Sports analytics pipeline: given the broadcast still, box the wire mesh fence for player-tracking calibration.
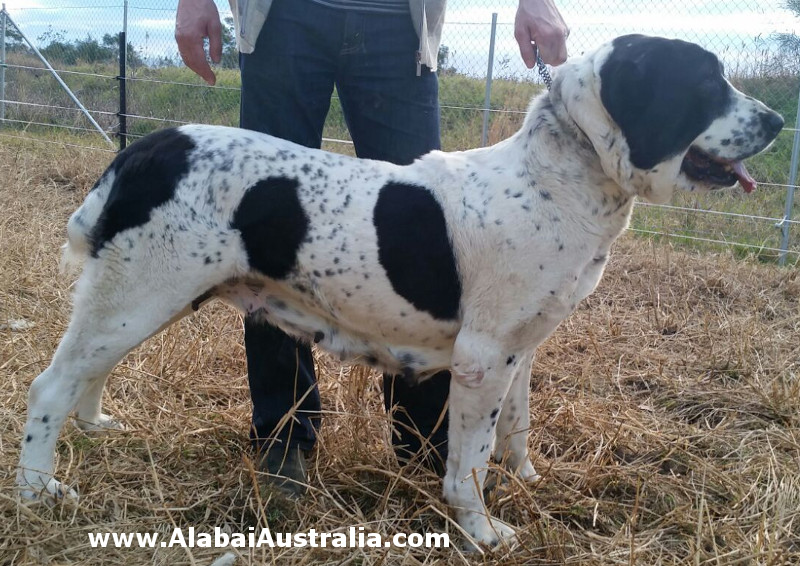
[1,0,798,262]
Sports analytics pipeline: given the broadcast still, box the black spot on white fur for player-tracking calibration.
[373,182,461,320]
[90,128,196,256]
[231,177,309,279]
[18,40,785,548]
[600,35,732,170]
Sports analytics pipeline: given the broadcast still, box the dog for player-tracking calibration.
[17,35,783,546]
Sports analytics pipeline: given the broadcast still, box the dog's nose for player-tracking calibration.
[761,111,785,138]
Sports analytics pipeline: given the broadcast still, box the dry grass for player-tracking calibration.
[1,135,799,565]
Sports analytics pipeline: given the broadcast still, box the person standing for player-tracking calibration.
[176,0,568,495]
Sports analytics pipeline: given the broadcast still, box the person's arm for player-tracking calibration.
[514,0,569,68]
[175,0,223,85]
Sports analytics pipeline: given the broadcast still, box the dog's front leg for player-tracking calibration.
[493,350,539,481]
[444,331,515,547]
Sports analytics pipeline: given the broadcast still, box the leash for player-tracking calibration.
[535,46,553,90]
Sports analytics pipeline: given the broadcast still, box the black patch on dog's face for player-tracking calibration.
[600,35,732,170]
[232,177,309,279]
[373,182,461,320]
[90,128,196,256]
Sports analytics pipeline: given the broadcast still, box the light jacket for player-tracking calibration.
[228,0,447,73]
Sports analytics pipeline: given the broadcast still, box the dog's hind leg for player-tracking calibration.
[72,303,194,433]
[492,350,540,482]
[17,267,206,501]
[18,337,135,499]
[73,376,126,433]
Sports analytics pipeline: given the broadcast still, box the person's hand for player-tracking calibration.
[175,0,223,85]
[514,0,569,68]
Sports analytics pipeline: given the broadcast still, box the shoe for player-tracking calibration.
[256,444,308,497]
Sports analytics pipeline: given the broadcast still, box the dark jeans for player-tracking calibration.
[239,0,450,473]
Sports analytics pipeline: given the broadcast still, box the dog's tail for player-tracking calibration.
[60,171,114,274]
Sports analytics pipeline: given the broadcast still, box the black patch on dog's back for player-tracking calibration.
[600,35,732,169]
[373,182,461,320]
[90,128,196,256]
[232,177,308,279]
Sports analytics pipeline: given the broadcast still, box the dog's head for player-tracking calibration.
[552,34,784,203]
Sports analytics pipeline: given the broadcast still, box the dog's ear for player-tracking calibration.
[599,39,675,171]
[599,36,728,172]
[600,58,651,124]
[599,56,661,169]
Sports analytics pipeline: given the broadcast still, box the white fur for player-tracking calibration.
[17,38,780,548]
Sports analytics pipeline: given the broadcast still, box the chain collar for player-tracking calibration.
[535,47,553,90]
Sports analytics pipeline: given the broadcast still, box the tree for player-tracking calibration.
[31,28,145,68]
[2,12,25,51]
[37,27,81,65]
[437,44,456,75]
[773,0,800,69]
[220,16,239,69]
[102,33,145,69]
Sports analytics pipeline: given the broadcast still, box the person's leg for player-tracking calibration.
[382,372,450,475]
[243,319,318,442]
[239,0,338,147]
[335,10,450,475]
[237,0,342,487]
[335,11,440,165]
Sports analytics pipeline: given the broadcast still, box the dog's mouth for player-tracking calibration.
[681,147,757,193]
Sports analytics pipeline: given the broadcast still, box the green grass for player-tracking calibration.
[2,52,798,262]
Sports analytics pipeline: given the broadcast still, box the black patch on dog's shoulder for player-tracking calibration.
[90,128,196,256]
[373,182,461,320]
[600,35,732,170]
[232,177,308,279]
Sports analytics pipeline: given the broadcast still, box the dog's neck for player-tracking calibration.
[513,89,633,220]
[541,91,594,150]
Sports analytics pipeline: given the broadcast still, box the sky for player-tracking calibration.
[4,0,799,77]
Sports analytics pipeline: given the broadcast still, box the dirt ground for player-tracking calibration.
[1,138,799,565]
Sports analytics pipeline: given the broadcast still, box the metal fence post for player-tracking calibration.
[117,1,128,151]
[1,3,6,124]
[118,31,127,151]
[481,12,497,147]
[779,83,800,266]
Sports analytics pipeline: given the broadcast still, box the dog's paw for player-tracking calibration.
[459,512,517,550]
[493,457,541,485]
[76,413,126,433]
[517,459,541,483]
[18,477,78,503]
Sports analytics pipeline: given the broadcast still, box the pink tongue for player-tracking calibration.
[732,161,756,193]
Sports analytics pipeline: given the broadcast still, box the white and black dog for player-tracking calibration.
[17,35,782,546]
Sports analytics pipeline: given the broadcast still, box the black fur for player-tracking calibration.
[232,177,309,279]
[90,128,196,256]
[600,35,732,170]
[373,182,461,321]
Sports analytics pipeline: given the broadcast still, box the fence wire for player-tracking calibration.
[1,0,798,262]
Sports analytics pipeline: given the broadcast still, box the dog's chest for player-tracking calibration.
[438,170,627,343]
